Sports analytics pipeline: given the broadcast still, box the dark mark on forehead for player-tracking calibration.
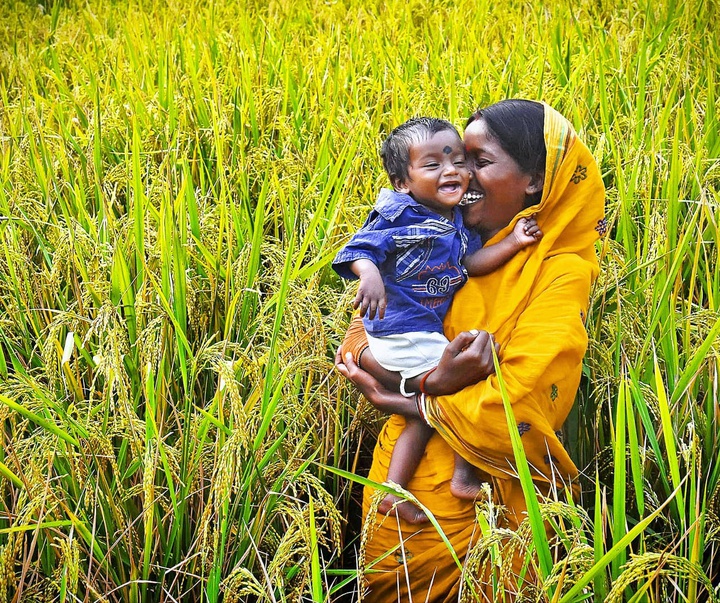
[443,145,453,154]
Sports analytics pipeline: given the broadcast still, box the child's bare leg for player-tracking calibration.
[450,454,483,500]
[378,418,434,524]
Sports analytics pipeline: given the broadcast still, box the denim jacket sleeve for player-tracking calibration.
[332,210,396,280]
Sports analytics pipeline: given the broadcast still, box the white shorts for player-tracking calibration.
[366,331,449,379]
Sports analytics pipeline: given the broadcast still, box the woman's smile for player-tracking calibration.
[459,189,484,205]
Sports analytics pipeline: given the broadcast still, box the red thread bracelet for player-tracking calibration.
[419,367,438,395]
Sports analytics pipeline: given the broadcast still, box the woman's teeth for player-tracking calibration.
[459,191,485,205]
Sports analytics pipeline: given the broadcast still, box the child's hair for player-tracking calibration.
[380,117,461,186]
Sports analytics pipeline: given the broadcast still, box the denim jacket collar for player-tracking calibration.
[374,188,425,222]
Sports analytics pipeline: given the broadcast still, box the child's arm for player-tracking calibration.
[463,216,543,276]
[350,259,387,319]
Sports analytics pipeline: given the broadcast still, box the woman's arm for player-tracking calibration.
[336,328,499,416]
[335,350,420,417]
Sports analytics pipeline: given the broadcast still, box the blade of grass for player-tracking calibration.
[491,347,553,582]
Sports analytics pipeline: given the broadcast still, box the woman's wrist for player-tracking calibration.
[419,367,439,395]
[405,366,444,396]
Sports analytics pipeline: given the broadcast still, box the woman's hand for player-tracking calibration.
[421,330,499,396]
[335,349,420,418]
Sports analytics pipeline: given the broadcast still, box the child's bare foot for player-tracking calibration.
[378,494,429,524]
[450,476,483,501]
[450,461,484,501]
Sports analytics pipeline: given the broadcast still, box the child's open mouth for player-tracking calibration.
[438,183,461,194]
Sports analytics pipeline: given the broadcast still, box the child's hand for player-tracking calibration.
[354,271,387,319]
[511,216,543,248]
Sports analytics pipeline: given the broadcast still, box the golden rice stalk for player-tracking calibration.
[52,535,80,596]
[222,567,270,602]
[605,552,719,602]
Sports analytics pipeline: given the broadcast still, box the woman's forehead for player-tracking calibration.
[464,121,499,154]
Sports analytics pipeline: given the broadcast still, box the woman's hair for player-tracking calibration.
[466,99,546,206]
[380,117,460,185]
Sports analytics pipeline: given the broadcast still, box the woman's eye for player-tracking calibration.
[474,159,489,168]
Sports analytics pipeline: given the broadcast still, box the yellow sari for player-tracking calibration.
[356,104,605,602]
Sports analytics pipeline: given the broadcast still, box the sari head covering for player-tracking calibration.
[358,102,605,602]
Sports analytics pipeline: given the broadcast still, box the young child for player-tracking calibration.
[333,117,542,524]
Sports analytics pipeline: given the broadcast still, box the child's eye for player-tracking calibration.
[454,159,466,166]
[424,163,440,168]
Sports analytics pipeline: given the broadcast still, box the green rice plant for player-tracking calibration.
[492,349,553,584]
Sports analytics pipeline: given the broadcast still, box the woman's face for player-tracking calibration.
[461,118,538,240]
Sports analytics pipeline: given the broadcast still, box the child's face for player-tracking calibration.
[396,130,470,217]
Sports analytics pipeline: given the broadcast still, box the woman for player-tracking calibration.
[336,100,605,601]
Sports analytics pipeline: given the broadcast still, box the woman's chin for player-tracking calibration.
[461,203,486,228]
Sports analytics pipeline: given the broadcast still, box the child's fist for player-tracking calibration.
[512,215,543,247]
[353,273,387,320]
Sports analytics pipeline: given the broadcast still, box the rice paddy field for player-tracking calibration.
[0,0,718,600]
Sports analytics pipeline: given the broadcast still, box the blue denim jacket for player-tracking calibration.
[333,189,482,337]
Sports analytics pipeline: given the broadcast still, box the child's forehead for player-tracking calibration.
[409,130,464,155]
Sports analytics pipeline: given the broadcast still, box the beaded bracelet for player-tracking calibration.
[418,366,438,395]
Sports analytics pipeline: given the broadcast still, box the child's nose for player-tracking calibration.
[443,161,458,174]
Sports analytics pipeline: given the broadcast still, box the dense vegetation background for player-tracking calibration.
[0,0,717,600]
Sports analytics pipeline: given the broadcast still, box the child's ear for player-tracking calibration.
[525,171,545,195]
[392,177,411,194]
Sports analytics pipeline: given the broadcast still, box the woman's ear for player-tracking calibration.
[525,171,545,195]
